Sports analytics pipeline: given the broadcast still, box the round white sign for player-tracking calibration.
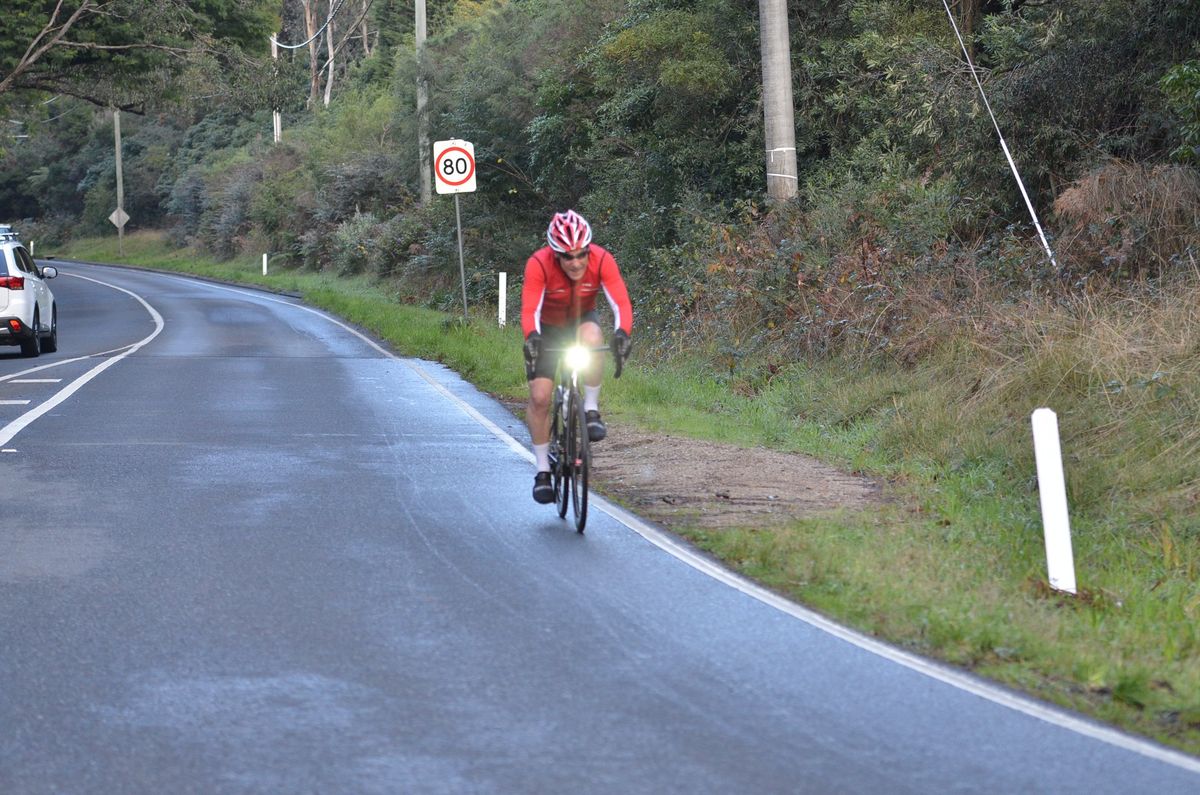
[433,139,477,194]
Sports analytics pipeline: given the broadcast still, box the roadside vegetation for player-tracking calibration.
[9,0,1200,756]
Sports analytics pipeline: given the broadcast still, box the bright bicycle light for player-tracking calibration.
[564,345,592,371]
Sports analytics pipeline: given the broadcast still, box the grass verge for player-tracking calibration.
[55,231,1200,756]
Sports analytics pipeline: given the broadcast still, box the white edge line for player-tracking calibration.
[148,271,1200,775]
[0,343,138,384]
[0,273,164,447]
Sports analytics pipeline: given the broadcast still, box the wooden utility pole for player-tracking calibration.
[758,0,797,200]
[416,0,431,204]
[271,34,282,142]
[114,109,125,254]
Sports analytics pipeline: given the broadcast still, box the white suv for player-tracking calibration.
[0,236,58,357]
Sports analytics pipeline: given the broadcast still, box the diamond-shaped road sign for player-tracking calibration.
[109,207,130,229]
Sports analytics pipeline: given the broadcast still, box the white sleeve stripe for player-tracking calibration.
[601,284,620,331]
[534,291,545,333]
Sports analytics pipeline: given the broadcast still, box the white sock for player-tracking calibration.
[533,442,550,472]
[584,385,600,413]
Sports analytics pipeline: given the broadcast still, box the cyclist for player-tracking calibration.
[522,210,633,504]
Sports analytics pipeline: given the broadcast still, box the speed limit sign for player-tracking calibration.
[433,139,476,194]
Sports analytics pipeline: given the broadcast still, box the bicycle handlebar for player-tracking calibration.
[540,343,625,378]
[540,345,613,352]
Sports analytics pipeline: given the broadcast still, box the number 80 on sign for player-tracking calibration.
[433,139,476,194]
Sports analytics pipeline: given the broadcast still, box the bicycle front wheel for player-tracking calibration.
[550,388,569,518]
[568,392,590,533]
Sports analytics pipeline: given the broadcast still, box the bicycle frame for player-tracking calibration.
[544,344,610,533]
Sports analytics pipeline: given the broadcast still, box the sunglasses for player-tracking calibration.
[558,247,590,262]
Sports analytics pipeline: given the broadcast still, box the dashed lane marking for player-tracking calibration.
[0,273,163,447]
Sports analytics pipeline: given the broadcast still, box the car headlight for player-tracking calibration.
[564,345,592,372]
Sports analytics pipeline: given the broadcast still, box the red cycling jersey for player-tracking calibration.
[521,244,633,337]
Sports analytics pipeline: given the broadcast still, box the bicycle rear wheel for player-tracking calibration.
[550,387,569,517]
[568,392,590,533]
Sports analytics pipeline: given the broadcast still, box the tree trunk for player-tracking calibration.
[302,0,320,108]
[323,8,335,107]
[360,0,371,57]
[759,0,797,201]
[416,0,431,204]
[952,0,980,47]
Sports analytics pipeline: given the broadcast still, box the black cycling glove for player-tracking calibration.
[612,329,632,378]
[523,331,542,373]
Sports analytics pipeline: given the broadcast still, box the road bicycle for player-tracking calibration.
[544,343,621,533]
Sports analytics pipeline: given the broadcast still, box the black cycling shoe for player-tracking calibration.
[585,410,607,442]
[532,472,555,504]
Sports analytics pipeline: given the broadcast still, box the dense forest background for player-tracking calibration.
[2,0,1199,362]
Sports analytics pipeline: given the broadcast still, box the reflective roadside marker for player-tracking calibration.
[499,272,507,327]
[1031,408,1077,594]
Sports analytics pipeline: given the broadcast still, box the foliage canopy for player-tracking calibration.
[0,0,278,109]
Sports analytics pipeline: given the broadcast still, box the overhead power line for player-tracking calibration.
[271,0,351,50]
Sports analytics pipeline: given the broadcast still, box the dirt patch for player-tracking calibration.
[591,425,885,529]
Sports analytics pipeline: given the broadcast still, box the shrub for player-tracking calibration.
[247,144,313,257]
[330,212,379,275]
[1053,161,1200,279]
[198,160,262,260]
[1162,61,1200,164]
[164,165,208,246]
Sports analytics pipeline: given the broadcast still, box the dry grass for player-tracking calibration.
[1054,160,1200,277]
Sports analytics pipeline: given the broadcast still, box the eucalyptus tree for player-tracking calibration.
[0,0,277,110]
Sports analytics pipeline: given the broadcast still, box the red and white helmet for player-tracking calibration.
[546,210,592,253]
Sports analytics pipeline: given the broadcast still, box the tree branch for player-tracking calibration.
[58,40,193,56]
[0,1,104,96]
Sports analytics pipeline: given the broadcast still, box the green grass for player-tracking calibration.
[55,231,1200,756]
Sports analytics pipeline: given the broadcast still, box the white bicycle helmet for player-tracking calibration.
[546,210,593,253]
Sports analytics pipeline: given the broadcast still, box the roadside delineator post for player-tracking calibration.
[263,253,268,276]
[1031,408,1077,594]
[498,272,507,327]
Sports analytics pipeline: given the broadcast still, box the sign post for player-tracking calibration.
[111,109,127,256]
[433,139,477,321]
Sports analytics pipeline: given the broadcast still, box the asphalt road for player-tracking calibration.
[1,262,1198,793]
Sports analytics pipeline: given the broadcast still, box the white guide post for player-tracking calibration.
[1031,408,1077,594]
[498,272,507,327]
[263,253,268,276]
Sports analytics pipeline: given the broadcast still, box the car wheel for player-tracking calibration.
[20,310,41,357]
[42,306,58,353]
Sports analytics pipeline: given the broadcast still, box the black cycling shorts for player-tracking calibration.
[527,311,601,381]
